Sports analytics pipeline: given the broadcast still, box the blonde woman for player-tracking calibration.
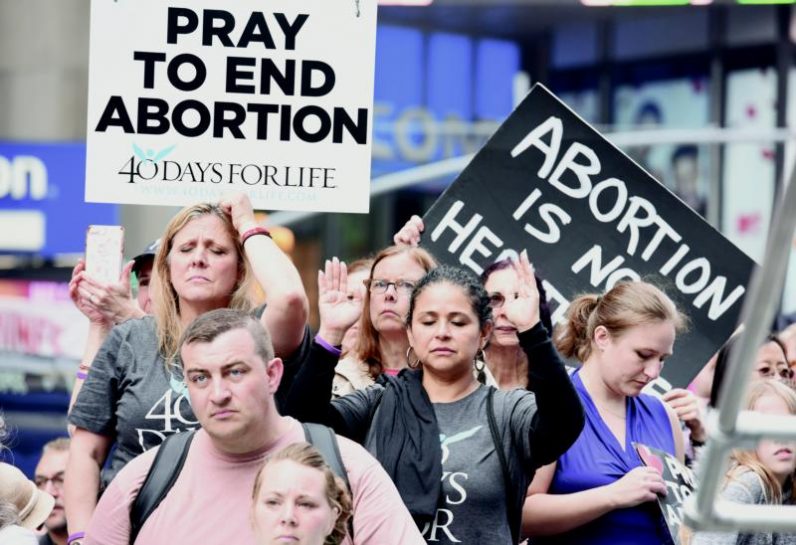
[251,443,352,545]
[65,193,310,544]
[692,379,796,545]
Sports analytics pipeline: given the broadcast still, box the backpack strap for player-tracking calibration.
[302,422,351,492]
[302,422,354,538]
[129,430,195,545]
[486,387,519,544]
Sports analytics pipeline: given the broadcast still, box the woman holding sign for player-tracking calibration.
[523,281,686,545]
[65,192,311,543]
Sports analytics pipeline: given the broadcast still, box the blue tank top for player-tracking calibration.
[537,369,676,545]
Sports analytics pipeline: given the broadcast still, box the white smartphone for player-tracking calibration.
[85,225,125,284]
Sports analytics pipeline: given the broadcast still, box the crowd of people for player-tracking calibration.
[2,193,796,545]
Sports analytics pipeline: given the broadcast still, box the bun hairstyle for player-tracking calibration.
[555,281,686,362]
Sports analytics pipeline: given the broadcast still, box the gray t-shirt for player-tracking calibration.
[69,317,197,487]
[423,386,537,545]
[692,470,796,545]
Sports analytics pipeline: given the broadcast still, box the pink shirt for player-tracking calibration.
[86,418,424,545]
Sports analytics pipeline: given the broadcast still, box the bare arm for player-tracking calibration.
[68,260,141,416]
[663,398,686,463]
[64,428,113,538]
[220,193,309,358]
[522,461,667,537]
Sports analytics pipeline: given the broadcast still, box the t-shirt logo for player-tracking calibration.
[439,426,481,464]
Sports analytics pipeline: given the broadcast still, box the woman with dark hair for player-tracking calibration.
[480,258,554,389]
[290,255,583,544]
[710,331,792,409]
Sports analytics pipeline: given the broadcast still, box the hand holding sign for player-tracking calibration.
[607,466,667,509]
[394,215,425,247]
[501,251,541,333]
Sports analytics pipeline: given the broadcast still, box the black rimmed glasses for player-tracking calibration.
[368,279,416,294]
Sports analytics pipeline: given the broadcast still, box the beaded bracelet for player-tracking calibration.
[67,531,85,544]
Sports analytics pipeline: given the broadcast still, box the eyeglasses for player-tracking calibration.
[368,279,416,294]
[35,473,65,490]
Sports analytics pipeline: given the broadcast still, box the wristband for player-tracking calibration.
[76,371,88,380]
[67,532,85,544]
[240,226,271,246]
[315,335,342,357]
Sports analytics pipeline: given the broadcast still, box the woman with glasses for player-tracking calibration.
[330,246,436,397]
[710,332,793,409]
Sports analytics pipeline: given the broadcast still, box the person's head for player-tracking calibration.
[780,323,796,371]
[356,246,436,375]
[710,332,792,409]
[729,379,796,502]
[556,281,686,397]
[481,258,553,348]
[152,203,254,360]
[0,462,54,531]
[132,239,160,314]
[340,257,374,357]
[180,309,281,454]
[34,438,69,536]
[251,443,351,545]
[406,265,493,381]
[671,145,699,190]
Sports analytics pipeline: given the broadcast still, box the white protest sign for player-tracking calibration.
[85,0,377,213]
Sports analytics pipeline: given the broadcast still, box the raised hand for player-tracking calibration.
[219,191,257,234]
[607,466,667,509]
[317,257,364,346]
[393,215,424,247]
[500,250,540,333]
[70,259,142,326]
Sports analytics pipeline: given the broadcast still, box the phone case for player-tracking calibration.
[85,225,125,284]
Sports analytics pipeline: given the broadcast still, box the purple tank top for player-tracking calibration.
[536,369,675,545]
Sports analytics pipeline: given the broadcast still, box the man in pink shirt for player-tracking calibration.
[84,309,424,545]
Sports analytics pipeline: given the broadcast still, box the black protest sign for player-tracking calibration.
[635,442,697,545]
[420,83,755,388]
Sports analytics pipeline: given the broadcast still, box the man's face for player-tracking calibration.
[34,449,68,533]
[182,328,283,454]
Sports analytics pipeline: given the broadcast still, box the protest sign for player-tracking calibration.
[85,0,377,213]
[420,83,756,388]
[635,442,696,545]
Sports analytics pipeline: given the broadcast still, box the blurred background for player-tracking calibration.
[2,0,796,475]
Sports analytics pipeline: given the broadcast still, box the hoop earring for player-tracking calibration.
[406,346,421,369]
[474,349,487,384]
[474,349,486,372]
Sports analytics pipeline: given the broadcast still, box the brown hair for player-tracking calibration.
[179,308,274,364]
[555,281,686,362]
[150,202,255,362]
[355,245,436,377]
[252,442,352,545]
[726,379,796,504]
